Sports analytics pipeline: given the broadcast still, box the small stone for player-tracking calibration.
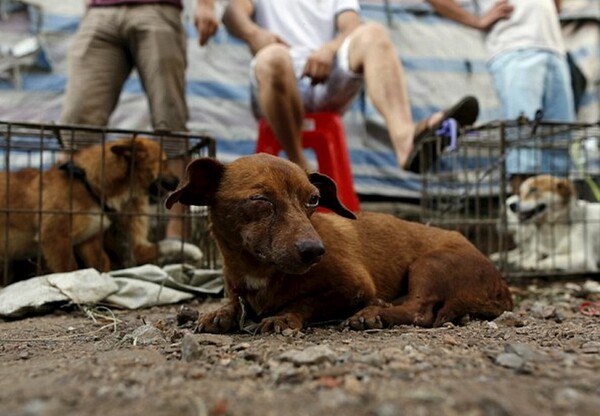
[19,351,30,360]
[181,333,202,362]
[279,344,338,365]
[233,342,251,351]
[505,343,537,361]
[581,341,600,354]
[531,303,556,319]
[582,280,600,294]
[494,311,526,327]
[495,352,524,369]
[486,321,498,330]
[125,324,166,346]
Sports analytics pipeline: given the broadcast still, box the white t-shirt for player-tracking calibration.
[252,0,360,67]
[478,0,565,59]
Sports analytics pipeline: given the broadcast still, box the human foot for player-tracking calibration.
[403,96,479,173]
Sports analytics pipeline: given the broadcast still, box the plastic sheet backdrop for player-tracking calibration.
[0,0,598,199]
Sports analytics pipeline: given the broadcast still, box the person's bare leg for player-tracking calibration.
[255,44,308,169]
[347,22,443,168]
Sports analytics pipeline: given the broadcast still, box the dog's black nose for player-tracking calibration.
[509,201,519,213]
[295,239,325,265]
[149,176,180,198]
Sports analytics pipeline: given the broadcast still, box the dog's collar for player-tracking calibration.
[59,161,116,214]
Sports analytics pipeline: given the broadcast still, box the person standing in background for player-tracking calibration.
[426,0,575,191]
[61,0,219,239]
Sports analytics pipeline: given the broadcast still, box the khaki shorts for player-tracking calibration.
[250,35,363,118]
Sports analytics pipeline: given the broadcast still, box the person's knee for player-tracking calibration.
[348,22,395,71]
[352,22,393,51]
[254,44,294,87]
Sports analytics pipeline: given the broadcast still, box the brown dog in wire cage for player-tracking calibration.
[166,153,513,333]
[0,137,202,277]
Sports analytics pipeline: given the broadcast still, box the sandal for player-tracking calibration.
[404,95,479,173]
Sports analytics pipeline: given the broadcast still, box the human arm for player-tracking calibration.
[222,0,288,55]
[195,0,218,46]
[426,0,513,31]
[302,9,361,85]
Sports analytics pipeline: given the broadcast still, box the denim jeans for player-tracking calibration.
[489,49,575,176]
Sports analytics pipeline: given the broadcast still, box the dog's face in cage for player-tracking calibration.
[511,175,575,225]
[112,138,180,200]
[498,174,600,273]
[0,136,182,278]
[85,138,180,201]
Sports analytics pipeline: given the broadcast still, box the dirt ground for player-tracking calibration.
[1,279,599,416]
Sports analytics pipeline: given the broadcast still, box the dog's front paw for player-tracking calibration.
[197,307,238,334]
[344,306,385,330]
[258,313,303,334]
[158,239,203,266]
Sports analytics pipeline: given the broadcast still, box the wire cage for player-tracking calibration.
[0,121,218,286]
[418,119,600,281]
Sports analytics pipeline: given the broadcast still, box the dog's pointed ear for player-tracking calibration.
[556,177,576,204]
[308,172,357,219]
[165,158,224,209]
[111,139,142,159]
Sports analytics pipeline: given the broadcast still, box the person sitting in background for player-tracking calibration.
[426,0,575,192]
[222,0,479,173]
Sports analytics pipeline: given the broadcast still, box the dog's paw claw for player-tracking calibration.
[258,313,303,334]
[345,306,385,330]
[196,308,237,333]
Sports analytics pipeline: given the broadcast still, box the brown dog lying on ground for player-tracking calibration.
[166,154,513,332]
[0,137,202,275]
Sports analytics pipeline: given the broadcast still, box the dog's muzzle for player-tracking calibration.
[515,202,547,222]
[149,175,180,201]
[295,238,325,266]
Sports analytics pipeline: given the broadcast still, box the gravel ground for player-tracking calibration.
[1,279,599,416]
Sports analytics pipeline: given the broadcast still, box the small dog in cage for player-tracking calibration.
[490,194,538,268]
[0,137,202,275]
[499,175,600,271]
[165,154,513,333]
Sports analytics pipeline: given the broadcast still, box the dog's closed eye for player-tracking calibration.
[250,195,273,207]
